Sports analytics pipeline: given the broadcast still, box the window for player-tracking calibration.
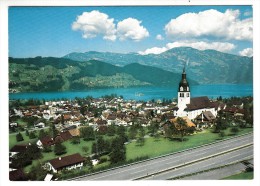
[180,93,184,97]
[180,86,183,91]
[187,93,189,97]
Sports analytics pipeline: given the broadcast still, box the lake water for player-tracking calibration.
[9,84,253,101]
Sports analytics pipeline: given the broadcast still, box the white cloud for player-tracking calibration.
[117,18,149,42]
[165,9,253,41]
[72,12,149,42]
[156,34,164,40]
[72,10,116,41]
[138,47,167,55]
[138,40,236,55]
[239,48,253,57]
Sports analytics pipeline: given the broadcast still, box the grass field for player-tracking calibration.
[12,127,253,173]
[126,127,253,160]
[223,171,253,180]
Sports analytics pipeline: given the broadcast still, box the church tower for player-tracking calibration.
[177,67,190,110]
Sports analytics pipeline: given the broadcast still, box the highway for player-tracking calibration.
[71,133,253,181]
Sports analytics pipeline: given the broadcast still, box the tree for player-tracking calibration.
[25,129,29,136]
[173,117,188,142]
[92,136,110,155]
[28,162,47,180]
[11,152,32,168]
[164,122,175,138]
[43,146,52,153]
[107,124,116,136]
[148,121,159,135]
[54,143,67,155]
[71,136,81,144]
[80,127,95,141]
[128,125,138,140]
[16,132,24,142]
[84,156,93,170]
[50,123,59,138]
[136,126,145,146]
[39,129,48,139]
[27,144,42,160]
[29,131,37,139]
[109,137,126,164]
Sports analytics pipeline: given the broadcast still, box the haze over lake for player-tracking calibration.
[9,84,253,101]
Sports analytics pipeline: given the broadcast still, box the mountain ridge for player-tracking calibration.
[9,57,197,93]
[63,47,253,84]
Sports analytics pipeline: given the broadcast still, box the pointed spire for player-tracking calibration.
[183,65,186,74]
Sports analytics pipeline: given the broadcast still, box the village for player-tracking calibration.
[9,92,253,181]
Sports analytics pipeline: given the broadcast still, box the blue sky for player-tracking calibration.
[9,6,253,58]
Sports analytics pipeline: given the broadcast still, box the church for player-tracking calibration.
[173,68,218,121]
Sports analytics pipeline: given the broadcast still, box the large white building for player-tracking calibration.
[173,68,218,120]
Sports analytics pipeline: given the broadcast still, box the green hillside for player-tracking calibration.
[64,47,253,84]
[9,57,193,93]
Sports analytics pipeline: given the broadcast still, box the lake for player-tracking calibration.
[9,84,253,101]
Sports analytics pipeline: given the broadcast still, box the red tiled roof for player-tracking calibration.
[40,136,54,146]
[49,153,85,170]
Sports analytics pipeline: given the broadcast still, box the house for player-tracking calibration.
[9,169,28,181]
[54,131,73,143]
[37,136,54,149]
[68,128,80,137]
[34,122,45,128]
[46,153,85,173]
[10,144,30,157]
[170,116,196,128]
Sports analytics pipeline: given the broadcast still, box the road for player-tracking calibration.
[179,159,253,180]
[71,133,253,181]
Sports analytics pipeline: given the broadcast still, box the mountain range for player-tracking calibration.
[9,47,253,93]
[9,57,197,93]
[64,47,253,84]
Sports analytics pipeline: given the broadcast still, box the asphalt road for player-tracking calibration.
[180,159,253,180]
[71,133,253,181]
[144,145,253,180]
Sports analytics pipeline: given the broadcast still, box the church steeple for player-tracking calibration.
[177,66,190,110]
[179,66,189,92]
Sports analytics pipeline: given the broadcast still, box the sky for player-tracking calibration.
[9,6,253,58]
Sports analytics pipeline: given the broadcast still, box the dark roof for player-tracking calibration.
[223,107,245,114]
[60,131,73,141]
[96,119,107,125]
[9,169,28,181]
[62,125,77,132]
[40,136,54,146]
[49,153,85,170]
[107,114,117,120]
[186,96,214,111]
[203,111,216,121]
[10,144,28,153]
